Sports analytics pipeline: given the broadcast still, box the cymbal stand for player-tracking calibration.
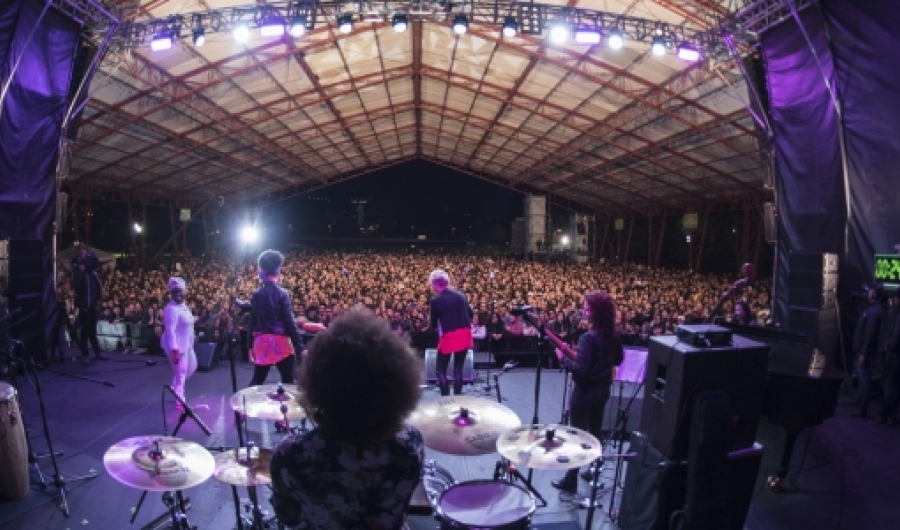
[521,313,549,485]
[225,333,248,530]
[161,489,195,530]
[492,459,548,508]
[600,375,645,521]
[11,344,98,517]
[560,369,572,425]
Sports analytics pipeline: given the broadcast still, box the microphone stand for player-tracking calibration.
[8,343,98,517]
[520,312,548,486]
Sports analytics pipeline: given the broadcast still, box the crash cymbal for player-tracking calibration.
[406,395,521,456]
[103,435,215,491]
[496,424,602,471]
[231,384,307,421]
[213,447,273,487]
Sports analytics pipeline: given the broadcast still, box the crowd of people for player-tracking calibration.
[57,249,772,357]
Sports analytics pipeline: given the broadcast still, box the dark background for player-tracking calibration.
[70,159,773,277]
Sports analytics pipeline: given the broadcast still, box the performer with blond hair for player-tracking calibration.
[428,269,473,396]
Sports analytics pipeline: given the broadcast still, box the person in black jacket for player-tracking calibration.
[852,285,883,418]
[71,245,108,364]
[877,301,900,426]
[552,290,623,492]
[428,269,473,396]
[247,250,305,387]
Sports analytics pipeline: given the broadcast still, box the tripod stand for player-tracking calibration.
[6,342,98,516]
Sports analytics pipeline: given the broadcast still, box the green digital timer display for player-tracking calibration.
[875,254,900,284]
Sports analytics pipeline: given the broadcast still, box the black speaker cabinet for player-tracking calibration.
[7,239,44,297]
[423,349,475,384]
[639,334,769,460]
[618,432,763,530]
[9,293,47,362]
[195,342,220,372]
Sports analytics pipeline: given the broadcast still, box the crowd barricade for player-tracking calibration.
[94,321,153,350]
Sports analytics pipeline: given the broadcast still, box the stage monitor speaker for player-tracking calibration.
[618,432,762,530]
[788,306,839,366]
[195,342,220,372]
[423,349,475,384]
[639,334,769,460]
[682,390,732,530]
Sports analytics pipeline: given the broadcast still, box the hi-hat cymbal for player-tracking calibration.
[406,395,521,456]
[231,384,307,421]
[496,424,602,471]
[213,447,273,487]
[103,435,215,491]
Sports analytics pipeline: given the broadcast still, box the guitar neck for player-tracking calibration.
[545,327,577,361]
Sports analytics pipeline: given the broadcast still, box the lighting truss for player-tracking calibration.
[720,0,818,45]
[50,0,117,27]
[102,1,723,57]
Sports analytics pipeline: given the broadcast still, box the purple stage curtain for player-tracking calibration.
[1,0,81,357]
[761,0,900,332]
[760,6,843,326]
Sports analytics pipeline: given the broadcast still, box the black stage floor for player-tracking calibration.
[1,348,898,530]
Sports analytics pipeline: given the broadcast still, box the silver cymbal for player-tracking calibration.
[407,395,521,456]
[103,435,215,491]
[496,424,603,470]
[213,447,273,487]
[231,384,307,421]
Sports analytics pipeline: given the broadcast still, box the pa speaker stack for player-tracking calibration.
[7,240,48,362]
[619,330,769,530]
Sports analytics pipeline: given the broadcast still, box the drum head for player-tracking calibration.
[438,479,535,527]
[0,382,15,401]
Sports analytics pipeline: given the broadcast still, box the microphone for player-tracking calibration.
[502,360,518,373]
[509,305,533,316]
[164,385,212,436]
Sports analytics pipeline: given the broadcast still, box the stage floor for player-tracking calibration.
[1,349,898,530]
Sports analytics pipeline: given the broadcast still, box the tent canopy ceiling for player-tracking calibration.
[70,0,768,215]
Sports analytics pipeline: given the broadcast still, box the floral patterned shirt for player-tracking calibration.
[270,425,425,529]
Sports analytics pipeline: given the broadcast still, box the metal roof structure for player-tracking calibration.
[69,0,775,215]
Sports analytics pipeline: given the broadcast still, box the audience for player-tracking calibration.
[56,251,772,351]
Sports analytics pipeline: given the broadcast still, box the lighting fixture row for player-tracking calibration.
[149,13,701,62]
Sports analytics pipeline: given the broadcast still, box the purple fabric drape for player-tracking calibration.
[1,0,80,358]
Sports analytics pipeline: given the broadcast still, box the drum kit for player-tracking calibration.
[105,383,308,530]
[102,385,604,530]
[406,394,607,530]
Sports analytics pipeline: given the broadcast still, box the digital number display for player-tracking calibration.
[875,254,900,284]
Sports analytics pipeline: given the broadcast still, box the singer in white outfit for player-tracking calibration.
[163,277,197,402]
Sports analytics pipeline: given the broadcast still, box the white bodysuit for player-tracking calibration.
[163,301,197,400]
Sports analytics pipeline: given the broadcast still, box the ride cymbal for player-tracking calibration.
[103,435,215,491]
[213,447,273,487]
[406,395,521,456]
[497,424,602,470]
[231,384,307,421]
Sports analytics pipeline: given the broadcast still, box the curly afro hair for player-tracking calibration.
[298,309,422,444]
[584,290,617,339]
[257,249,284,275]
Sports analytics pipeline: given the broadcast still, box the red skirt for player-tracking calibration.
[250,334,294,366]
[438,327,473,354]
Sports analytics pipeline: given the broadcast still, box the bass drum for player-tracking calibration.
[436,479,535,529]
[408,460,455,515]
[0,382,29,500]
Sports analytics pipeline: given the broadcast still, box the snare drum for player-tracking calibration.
[0,382,29,500]
[436,479,535,529]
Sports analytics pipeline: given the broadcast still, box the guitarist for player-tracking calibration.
[428,268,473,396]
[551,290,624,492]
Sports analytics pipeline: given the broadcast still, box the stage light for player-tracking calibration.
[192,28,205,47]
[150,30,173,51]
[651,35,666,56]
[241,226,259,244]
[338,13,354,34]
[574,28,601,45]
[392,13,408,33]
[133,222,142,234]
[502,16,517,38]
[676,42,701,62]
[561,235,570,245]
[260,17,285,37]
[607,28,623,49]
[453,14,468,35]
[233,22,250,42]
[290,15,307,37]
[549,22,569,45]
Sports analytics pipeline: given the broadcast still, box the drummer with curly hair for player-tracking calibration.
[269,310,425,529]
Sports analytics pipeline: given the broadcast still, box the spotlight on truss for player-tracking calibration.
[290,15,307,37]
[453,14,468,35]
[392,13,408,33]
[607,28,623,50]
[338,13,354,34]
[502,16,517,38]
[651,35,666,57]
[676,42,701,61]
[150,30,173,51]
[233,22,250,43]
